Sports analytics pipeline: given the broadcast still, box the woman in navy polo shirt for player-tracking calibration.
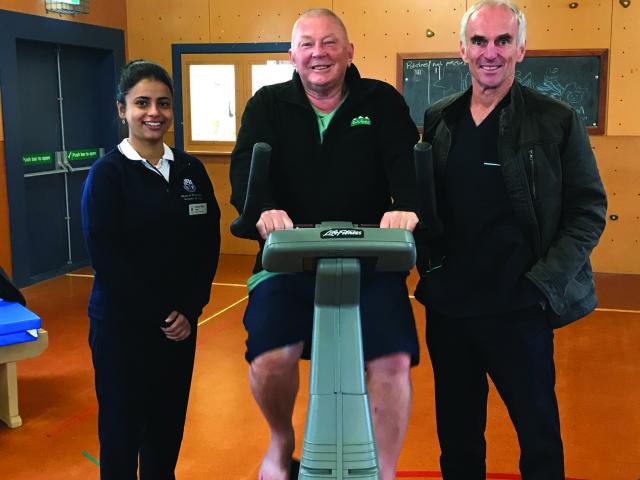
[81,60,220,479]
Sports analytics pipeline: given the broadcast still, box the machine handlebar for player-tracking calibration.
[230,142,272,240]
[231,142,443,240]
[413,142,443,238]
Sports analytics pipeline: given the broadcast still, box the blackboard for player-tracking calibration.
[397,50,608,135]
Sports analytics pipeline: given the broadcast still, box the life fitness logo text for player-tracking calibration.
[320,229,364,239]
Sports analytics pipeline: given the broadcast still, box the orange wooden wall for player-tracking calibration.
[0,1,127,277]
[1,1,637,274]
[0,0,126,29]
[124,0,640,274]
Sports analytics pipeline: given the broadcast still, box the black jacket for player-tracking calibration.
[416,82,607,327]
[230,65,419,271]
[81,148,220,329]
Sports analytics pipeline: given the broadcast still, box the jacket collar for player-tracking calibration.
[502,81,525,139]
[441,87,472,126]
[441,80,525,135]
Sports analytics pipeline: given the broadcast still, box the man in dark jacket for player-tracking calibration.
[415,1,607,479]
[230,8,420,480]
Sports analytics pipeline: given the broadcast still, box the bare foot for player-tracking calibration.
[258,430,295,480]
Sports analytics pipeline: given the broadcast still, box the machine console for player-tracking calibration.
[262,221,416,273]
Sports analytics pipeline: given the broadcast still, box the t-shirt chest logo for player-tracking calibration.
[183,178,197,193]
[350,115,372,127]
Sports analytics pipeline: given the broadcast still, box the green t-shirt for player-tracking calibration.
[313,93,348,142]
[246,95,348,292]
[315,108,338,142]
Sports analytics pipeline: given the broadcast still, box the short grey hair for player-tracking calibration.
[460,0,527,47]
[291,8,350,48]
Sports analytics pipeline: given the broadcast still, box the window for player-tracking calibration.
[189,64,237,142]
[251,62,296,95]
[180,51,293,155]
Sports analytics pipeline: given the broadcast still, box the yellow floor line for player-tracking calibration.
[408,296,639,314]
[65,273,246,288]
[198,296,248,326]
[595,307,640,314]
[64,274,640,315]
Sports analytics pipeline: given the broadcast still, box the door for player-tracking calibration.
[17,40,118,281]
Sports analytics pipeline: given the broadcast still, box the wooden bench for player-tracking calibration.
[0,329,49,428]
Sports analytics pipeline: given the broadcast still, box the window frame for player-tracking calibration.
[172,43,291,156]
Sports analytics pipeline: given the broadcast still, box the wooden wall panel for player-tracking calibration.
[336,0,465,84]
[590,136,640,274]
[125,0,210,74]
[608,0,640,136]
[122,0,640,273]
[201,157,257,255]
[0,0,127,29]
[210,0,330,43]
[516,1,610,50]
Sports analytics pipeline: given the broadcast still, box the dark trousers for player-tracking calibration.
[90,318,197,480]
[425,305,564,480]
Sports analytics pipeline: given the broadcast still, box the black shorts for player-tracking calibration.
[242,271,419,365]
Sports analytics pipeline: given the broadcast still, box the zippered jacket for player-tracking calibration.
[82,148,221,328]
[230,65,420,272]
[416,81,607,327]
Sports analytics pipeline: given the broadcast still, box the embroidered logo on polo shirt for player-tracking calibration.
[350,116,372,127]
[183,178,196,193]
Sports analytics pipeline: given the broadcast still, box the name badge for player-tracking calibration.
[189,203,207,216]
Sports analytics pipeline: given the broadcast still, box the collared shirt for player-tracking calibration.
[117,138,174,182]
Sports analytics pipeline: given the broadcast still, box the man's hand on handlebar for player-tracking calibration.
[379,211,419,232]
[257,209,294,240]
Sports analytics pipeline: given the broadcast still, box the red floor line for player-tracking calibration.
[396,472,442,478]
[46,404,98,438]
[397,472,585,480]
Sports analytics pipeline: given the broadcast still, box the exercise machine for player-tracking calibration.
[232,142,437,479]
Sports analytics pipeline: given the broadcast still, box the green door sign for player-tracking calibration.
[22,152,54,166]
[67,148,100,161]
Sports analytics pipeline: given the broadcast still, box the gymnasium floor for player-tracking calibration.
[1,254,639,479]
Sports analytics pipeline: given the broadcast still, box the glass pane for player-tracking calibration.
[252,61,295,95]
[189,64,236,142]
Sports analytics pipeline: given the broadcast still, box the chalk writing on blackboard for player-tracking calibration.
[398,50,608,134]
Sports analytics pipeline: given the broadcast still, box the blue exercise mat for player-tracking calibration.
[0,299,41,347]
